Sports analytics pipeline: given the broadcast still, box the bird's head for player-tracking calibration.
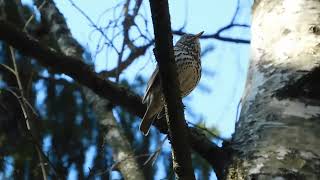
[175,31,204,54]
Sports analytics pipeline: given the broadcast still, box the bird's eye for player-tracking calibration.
[186,36,194,41]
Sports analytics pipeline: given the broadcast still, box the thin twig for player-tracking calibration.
[173,0,250,44]
[0,63,16,75]
[92,135,167,177]
[68,0,120,54]
[4,87,62,179]
[143,135,168,166]
[173,29,250,44]
[23,0,48,31]
[8,46,60,180]
[36,146,48,180]
[187,121,226,141]
[99,42,153,78]
[93,154,149,177]
[9,47,31,130]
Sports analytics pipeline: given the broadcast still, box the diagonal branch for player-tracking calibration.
[0,20,228,177]
[99,41,153,78]
[0,19,144,116]
[148,0,195,179]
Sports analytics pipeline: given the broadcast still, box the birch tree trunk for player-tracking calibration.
[226,0,320,179]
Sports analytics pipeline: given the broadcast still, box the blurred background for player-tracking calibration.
[0,0,251,179]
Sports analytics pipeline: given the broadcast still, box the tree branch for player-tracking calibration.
[1,1,64,178]
[189,128,230,180]
[0,19,144,115]
[35,0,145,178]
[148,0,195,179]
[0,20,228,177]
[99,41,153,78]
[173,0,250,44]
[173,29,250,44]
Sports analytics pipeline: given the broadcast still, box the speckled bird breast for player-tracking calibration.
[174,47,201,97]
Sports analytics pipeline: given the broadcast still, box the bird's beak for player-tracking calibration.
[194,31,204,38]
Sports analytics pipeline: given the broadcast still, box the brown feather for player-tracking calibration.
[142,67,159,103]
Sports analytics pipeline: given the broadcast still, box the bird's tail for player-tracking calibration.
[139,108,155,136]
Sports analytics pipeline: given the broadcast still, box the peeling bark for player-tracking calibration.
[227,0,320,179]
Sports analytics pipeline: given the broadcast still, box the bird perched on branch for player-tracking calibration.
[140,31,204,135]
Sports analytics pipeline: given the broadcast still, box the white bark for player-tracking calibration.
[227,0,320,179]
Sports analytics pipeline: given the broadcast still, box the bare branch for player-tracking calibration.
[173,0,250,44]
[0,20,228,177]
[143,135,168,166]
[99,41,153,78]
[216,23,250,35]
[67,0,120,54]
[23,0,47,31]
[173,30,250,44]
[36,1,146,179]
[68,0,152,81]
[5,49,63,179]
[187,121,226,142]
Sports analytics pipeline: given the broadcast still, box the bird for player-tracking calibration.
[140,31,204,136]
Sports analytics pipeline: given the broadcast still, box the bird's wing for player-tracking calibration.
[142,46,179,104]
[142,67,159,104]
